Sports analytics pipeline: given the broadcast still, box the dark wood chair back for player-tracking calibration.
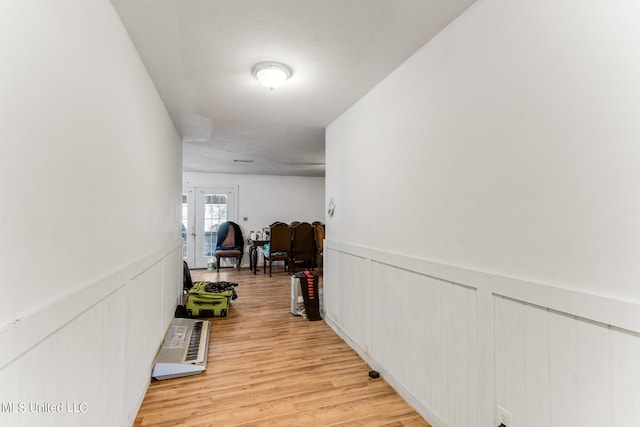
[314,223,324,275]
[263,223,292,276]
[291,222,316,273]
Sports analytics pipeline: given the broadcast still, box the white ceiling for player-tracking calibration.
[111,0,477,177]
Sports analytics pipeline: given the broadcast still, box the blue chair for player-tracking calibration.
[215,221,244,270]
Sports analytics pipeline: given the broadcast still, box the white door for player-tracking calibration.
[182,187,237,269]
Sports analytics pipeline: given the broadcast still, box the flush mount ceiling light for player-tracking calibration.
[252,62,291,91]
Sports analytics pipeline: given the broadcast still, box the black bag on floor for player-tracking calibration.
[183,260,193,291]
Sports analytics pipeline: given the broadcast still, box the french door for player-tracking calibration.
[182,187,238,269]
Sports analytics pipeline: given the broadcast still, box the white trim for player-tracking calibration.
[0,238,183,372]
[323,314,447,427]
[325,239,640,334]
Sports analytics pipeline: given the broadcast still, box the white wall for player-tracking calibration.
[325,0,640,426]
[0,1,182,426]
[183,172,325,265]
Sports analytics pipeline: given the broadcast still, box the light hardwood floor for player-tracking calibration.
[134,268,430,427]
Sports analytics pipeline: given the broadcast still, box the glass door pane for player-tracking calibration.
[203,193,228,257]
[181,193,189,259]
[183,188,196,267]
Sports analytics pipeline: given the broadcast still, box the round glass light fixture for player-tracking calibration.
[252,62,291,91]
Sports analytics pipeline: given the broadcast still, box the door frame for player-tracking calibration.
[182,186,238,269]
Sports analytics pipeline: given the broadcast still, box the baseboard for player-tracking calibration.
[323,313,447,427]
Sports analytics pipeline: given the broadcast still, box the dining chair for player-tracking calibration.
[290,222,316,273]
[215,221,244,270]
[313,223,324,275]
[263,223,292,276]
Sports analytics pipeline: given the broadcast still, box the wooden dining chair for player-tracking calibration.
[290,222,316,273]
[313,223,324,275]
[263,223,292,276]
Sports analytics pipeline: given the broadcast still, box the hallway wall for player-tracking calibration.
[324,0,640,425]
[0,1,182,425]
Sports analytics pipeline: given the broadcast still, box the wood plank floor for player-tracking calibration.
[134,268,429,427]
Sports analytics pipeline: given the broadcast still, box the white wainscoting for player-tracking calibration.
[494,296,640,427]
[0,240,182,427]
[323,240,640,427]
[324,247,479,427]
